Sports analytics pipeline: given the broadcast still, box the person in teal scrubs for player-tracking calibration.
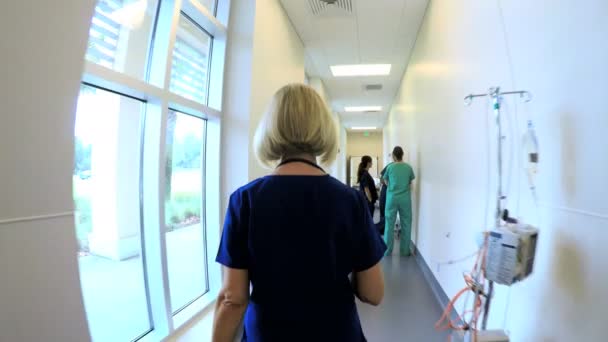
[383,146,415,256]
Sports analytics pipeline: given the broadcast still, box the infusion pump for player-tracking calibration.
[485,223,539,286]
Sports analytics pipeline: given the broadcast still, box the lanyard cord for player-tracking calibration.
[277,158,326,174]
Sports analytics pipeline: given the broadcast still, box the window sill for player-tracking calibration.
[166,292,217,341]
[174,291,217,329]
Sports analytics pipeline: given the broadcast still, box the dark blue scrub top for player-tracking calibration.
[217,175,387,342]
[359,170,378,203]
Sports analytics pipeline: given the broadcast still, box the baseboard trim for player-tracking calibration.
[413,244,460,324]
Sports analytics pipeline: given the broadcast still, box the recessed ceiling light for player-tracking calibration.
[351,126,377,130]
[344,106,382,112]
[330,64,391,77]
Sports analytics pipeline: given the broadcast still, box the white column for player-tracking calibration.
[87,4,153,260]
[88,94,142,260]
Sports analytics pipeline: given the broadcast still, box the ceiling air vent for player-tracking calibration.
[308,0,353,16]
[364,84,383,91]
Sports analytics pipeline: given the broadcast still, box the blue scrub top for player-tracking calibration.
[217,175,387,342]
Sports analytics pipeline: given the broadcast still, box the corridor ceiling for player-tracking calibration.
[280,0,429,131]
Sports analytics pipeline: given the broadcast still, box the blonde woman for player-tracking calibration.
[213,84,386,342]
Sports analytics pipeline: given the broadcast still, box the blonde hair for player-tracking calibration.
[254,83,338,168]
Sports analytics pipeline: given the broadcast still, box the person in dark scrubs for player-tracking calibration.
[377,161,393,235]
[213,84,386,342]
[357,155,378,217]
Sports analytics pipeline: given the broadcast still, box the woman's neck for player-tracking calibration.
[274,154,324,176]
[280,153,317,164]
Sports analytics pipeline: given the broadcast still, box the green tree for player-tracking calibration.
[174,133,201,168]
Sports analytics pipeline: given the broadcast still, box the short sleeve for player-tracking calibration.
[410,165,416,182]
[360,173,376,193]
[359,174,367,187]
[216,191,250,269]
[352,192,387,272]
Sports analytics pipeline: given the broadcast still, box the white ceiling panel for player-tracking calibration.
[280,0,429,130]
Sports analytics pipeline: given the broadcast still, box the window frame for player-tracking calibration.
[79,0,229,340]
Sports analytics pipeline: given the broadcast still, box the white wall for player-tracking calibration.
[309,77,347,182]
[247,0,305,180]
[385,0,608,340]
[221,0,305,207]
[220,0,256,213]
[0,1,94,341]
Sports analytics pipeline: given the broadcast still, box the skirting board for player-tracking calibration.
[412,244,461,324]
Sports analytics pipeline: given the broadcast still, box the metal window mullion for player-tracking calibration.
[163,0,184,91]
[215,0,231,27]
[141,100,173,337]
[148,0,182,90]
[204,0,230,296]
[207,25,225,111]
[182,0,227,37]
[204,117,222,297]
[83,61,166,102]
[200,119,210,292]
[166,92,222,119]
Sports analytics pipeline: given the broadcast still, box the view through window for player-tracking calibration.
[74,84,151,342]
[164,111,208,313]
[74,0,226,340]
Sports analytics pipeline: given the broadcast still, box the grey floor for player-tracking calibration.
[357,256,449,342]
[357,208,448,341]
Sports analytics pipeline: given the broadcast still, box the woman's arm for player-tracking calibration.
[364,187,373,202]
[354,262,384,306]
[212,267,250,342]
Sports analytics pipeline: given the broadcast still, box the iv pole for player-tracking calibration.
[464,87,531,330]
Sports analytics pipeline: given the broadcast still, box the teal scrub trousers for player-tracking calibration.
[384,194,412,256]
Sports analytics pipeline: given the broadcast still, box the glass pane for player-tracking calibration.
[170,14,212,104]
[165,111,207,313]
[85,0,159,80]
[73,84,151,341]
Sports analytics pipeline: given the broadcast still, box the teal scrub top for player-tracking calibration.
[382,162,415,197]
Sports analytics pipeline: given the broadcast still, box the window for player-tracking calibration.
[85,0,160,80]
[74,84,151,342]
[164,111,208,313]
[75,0,229,340]
[170,14,212,103]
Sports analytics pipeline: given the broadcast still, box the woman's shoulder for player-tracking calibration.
[233,175,356,193]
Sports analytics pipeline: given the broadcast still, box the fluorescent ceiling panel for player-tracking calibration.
[344,106,382,112]
[351,126,377,130]
[330,64,391,77]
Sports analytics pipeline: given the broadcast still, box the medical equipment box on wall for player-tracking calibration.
[485,224,539,286]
